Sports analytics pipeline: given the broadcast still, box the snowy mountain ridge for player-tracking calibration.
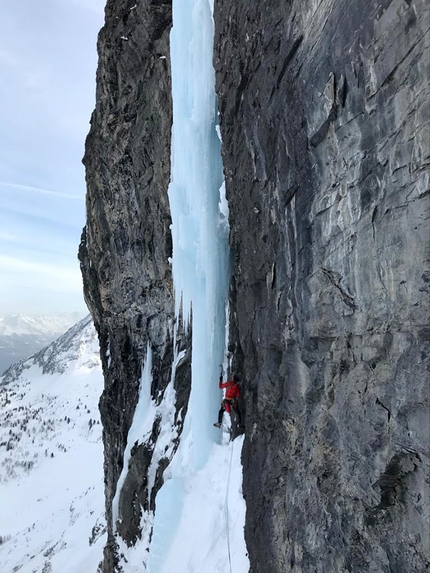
[0,316,106,573]
[1,314,96,385]
[0,313,87,375]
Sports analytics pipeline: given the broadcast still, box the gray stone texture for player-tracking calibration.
[214,0,429,572]
[79,1,192,570]
[81,0,429,571]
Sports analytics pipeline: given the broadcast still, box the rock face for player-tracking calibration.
[79,1,191,570]
[214,0,429,572]
[81,0,429,571]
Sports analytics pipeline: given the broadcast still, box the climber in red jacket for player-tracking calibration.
[214,373,242,428]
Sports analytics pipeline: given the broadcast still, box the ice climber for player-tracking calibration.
[214,373,242,428]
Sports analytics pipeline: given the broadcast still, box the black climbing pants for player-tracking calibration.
[218,399,242,425]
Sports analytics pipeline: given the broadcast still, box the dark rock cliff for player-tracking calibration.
[214,0,429,572]
[80,0,429,571]
[79,1,191,570]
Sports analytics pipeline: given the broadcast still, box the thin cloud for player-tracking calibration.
[0,231,18,242]
[0,2,103,314]
[0,181,82,200]
[0,254,86,314]
[0,254,82,287]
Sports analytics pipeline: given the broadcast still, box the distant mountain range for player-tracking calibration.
[0,313,86,374]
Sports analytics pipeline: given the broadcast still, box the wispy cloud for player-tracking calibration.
[0,181,82,200]
[0,1,103,315]
[0,254,80,280]
[0,254,86,314]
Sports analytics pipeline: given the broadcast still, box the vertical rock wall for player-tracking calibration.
[214,0,429,572]
[81,0,429,570]
[79,1,192,570]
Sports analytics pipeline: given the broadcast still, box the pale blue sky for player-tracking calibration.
[0,0,105,314]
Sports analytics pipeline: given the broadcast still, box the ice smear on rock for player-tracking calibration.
[112,344,154,527]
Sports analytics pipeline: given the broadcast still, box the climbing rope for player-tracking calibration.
[225,438,235,573]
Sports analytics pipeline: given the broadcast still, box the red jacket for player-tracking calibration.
[219,379,240,400]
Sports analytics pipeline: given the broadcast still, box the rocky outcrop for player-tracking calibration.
[79,1,191,570]
[214,0,429,572]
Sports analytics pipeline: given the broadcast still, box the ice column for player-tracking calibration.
[168,0,230,469]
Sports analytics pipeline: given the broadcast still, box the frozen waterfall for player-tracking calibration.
[112,0,249,570]
[147,0,248,571]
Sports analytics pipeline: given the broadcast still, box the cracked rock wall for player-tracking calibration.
[79,1,192,571]
[80,0,428,570]
[214,0,429,572]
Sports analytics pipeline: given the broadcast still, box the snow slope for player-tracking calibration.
[0,316,106,573]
